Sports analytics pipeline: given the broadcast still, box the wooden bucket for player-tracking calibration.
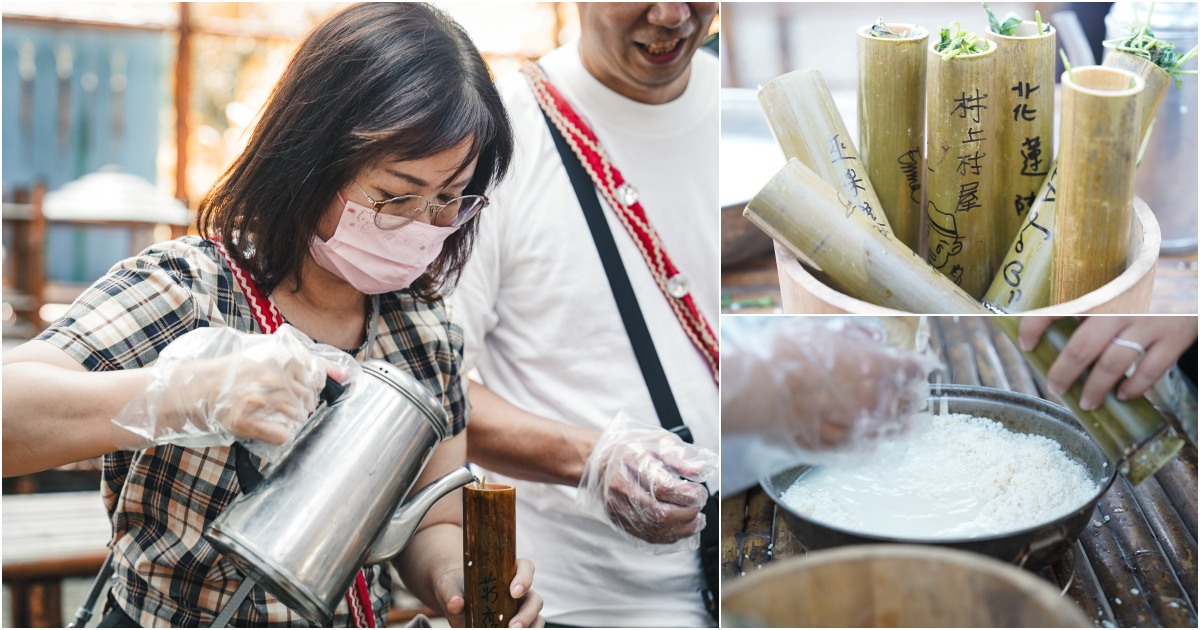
[722,545,1091,628]
[775,196,1160,314]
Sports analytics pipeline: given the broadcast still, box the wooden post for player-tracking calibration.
[758,69,892,233]
[982,50,1171,312]
[925,38,998,298]
[464,483,517,628]
[988,21,1056,252]
[1053,67,1143,303]
[174,3,191,206]
[856,22,928,252]
[744,158,988,314]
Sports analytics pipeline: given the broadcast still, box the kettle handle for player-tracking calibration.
[321,377,347,405]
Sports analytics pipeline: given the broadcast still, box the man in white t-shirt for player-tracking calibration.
[450,3,719,627]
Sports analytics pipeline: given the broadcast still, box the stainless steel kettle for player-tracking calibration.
[204,359,474,624]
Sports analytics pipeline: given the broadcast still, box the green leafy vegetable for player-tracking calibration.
[1059,48,1076,85]
[1107,3,1198,87]
[935,22,988,60]
[983,3,1050,36]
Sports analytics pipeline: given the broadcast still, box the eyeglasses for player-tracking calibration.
[353,180,488,230]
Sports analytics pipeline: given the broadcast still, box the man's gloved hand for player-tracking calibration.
[111,324,358,461]
[577,411,717,553]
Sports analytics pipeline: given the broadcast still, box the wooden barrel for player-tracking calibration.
[723,545,1091,627]
[775,196,1160,314]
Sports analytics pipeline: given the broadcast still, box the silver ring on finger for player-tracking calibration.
[1111,337,1146,378]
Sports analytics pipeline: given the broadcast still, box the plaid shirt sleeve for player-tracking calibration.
[36,237,235,370]
[375,292,469,435]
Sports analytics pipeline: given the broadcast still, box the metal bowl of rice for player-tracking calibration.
[762,385,1118,570]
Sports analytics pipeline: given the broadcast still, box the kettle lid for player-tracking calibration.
[360,359,453,441]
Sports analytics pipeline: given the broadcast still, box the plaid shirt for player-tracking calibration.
[37,236,468,627]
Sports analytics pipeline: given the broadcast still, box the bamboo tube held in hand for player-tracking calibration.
[758,69,892,234]
[992,317,1184,484]
[925,38,999,298]
[1053,66,1144,303]
[988,21,1056,250]
[464,483,517,628]
[857,22,929,252]
[982,50,1171,312]
[744,158,988,314]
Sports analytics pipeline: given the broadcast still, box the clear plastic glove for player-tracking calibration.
[111,324,359,461]
[721,317,940,493]
[576,411,717,553]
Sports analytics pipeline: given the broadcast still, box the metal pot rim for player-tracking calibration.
[762,384,1118,546]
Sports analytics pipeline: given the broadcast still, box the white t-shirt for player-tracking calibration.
[450,40,719,627]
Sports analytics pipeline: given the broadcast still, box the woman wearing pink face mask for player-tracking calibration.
[2,4,545,628]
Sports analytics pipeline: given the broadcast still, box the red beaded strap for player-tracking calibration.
[211,240,377,628]
[522,63,719,384]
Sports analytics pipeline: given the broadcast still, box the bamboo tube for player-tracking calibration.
[856,22,928,251]
[1053,66,1144,303]
[744,158,988,314]
[1100,476,1195,627]
[992,317,1184,484]
[1131,476,1199,614]
[988,21,1056,252]
[464,483,517,628]
[1076,503,1156,628]
[982,51,1171,312]
[758,70,892,233]
[925,38,1000,297]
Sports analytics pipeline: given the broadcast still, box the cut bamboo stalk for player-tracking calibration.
[856,22,928,252]
[464,483,517,628]
[925,38,999,298]
[982,50,1171,312]
[988,21,1056,253]
[744,158,988,314]
[992,317,1184,484]
[758,69,892,233]
[1053,66,1144,303]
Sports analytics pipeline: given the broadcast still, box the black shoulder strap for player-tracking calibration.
[540,109,718,621]
[539,110,692,444]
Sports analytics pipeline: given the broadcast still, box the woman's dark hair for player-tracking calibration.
[197,2,513,301]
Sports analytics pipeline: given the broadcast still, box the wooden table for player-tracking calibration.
[721,317,1198,628]
[2,491,111,627]
[721,251,1199,315]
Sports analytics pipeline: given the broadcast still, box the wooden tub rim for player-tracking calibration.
[774,196,1161,315]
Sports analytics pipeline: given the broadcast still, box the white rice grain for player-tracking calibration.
[780,413,1099,540]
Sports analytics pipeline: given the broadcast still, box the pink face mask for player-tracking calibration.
[309,194,458,294]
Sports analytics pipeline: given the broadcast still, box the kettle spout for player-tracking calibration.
[366,467,476,564]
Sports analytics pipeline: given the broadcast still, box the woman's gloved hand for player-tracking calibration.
[721,317,939,492]
[576,411,717,552]
[111,324,358,460]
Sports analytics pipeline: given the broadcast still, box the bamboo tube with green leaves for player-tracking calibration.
[992,317,1184,484]
[744,158,988,314]
[1053,66,1144,303]
[982,12,1188,312]
[758,69,891,234]
[925,24,999,298]
[856,20,929,252]
[985,6,1055,253]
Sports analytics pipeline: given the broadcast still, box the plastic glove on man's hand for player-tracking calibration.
[578,411,717,551]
